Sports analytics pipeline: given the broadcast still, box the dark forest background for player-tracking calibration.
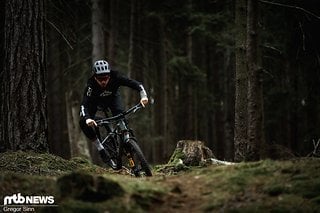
[0,0,320,164]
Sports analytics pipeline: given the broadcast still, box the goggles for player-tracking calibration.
[95,75,110,81]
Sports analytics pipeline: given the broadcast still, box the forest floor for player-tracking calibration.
[0,151,320,212]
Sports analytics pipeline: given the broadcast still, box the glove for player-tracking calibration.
[140,97,148,107]
[86,118,97,127]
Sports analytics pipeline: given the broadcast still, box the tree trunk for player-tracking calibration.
[47,28,70,158]
[0,1,6,152]
[0,0,3,73]
[206,43,215,152]
[148,14,170,162]
[127,0,144,106]
[224,48,235,161]
[205,42,225,159]
[0,0,4,151]
[107,0,119,66]
[65,91,91,159]
[92,0,105,62]
[234,0,248,162]
[212,51,225,159]
[247,0,264,161]
[1,0,47,151]
[186,0,197,139]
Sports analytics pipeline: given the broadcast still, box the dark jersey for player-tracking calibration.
[80,70,145,119]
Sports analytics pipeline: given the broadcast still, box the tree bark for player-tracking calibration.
[47,27,70,158]
[247,0,264,161]
[92,0,105,62]
[212,51,225,159]
[1,0,48,151]
[148,14,171,162]
[65,91,91,159]
[0,0,4,151]
[223,48,235,161]
[127,0,144,106]
[169,140,214,166]
[234,0,248,162]
[107,0,119,66]
[186,0,197,139]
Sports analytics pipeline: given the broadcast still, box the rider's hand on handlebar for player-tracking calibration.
[86,118,97,127]
[140,97,148,107]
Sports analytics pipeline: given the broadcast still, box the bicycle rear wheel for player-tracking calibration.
[125,139,152,177]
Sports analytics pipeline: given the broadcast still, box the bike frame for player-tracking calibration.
[94,103,144,172]
[95,103,142,143]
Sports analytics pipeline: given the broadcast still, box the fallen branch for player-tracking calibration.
[207,158,237,165]
[307,138,320,157]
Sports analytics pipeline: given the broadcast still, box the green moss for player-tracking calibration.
[0,151,79,175]
[57,172,125,202]
[0,151,112,177]
[43,198,133,213]
[187,158,320,212]
[70,157,92,165]
[1,151,320,212]
[154,148,190,174]
[291,179,320,199]
[131,190,164,210]
[202,192,228,212]
[43,200,100,213]
[263,184,287,196]
[311,196,320,205]
[168,147,186,164]
[0,171,57,199]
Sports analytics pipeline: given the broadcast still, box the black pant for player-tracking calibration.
[79,96,124,140]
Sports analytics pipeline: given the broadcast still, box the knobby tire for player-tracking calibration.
[127,139,152,177]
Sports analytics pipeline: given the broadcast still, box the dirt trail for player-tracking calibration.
[154,173,210,213]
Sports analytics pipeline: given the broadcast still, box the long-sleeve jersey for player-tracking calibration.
[80,70,147,119]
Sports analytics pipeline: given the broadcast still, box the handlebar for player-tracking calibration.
[95,103,143,126]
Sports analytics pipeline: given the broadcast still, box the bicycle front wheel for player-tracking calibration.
[126,139,152,177]
[103,136,122,170]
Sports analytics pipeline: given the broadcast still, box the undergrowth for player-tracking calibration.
[0,151,319,212]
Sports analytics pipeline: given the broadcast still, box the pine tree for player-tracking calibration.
[1,0,48,151]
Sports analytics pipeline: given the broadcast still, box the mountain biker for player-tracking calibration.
[79,59,148,167]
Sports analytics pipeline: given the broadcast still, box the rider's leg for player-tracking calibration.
[92,137,111,164]
[109,96,131,137]
[79,116,97,140]
[79,117,112,164]
[108,95,130,127]
[108,95,125,116]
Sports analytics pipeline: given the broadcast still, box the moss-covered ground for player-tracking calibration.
[0,151,319,212]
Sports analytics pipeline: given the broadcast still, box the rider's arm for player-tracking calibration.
[139,85,148,107]
[80,84,97,126]
[80,85,91,120]
[114,71,148,106]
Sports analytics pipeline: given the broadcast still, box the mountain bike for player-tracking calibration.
[94,103,152,177]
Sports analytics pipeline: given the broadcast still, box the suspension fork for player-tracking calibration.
[124,131,135,168]
[118,120,135,168]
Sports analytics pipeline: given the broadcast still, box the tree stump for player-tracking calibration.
[169,140,214,166]
[155,140,236,174]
